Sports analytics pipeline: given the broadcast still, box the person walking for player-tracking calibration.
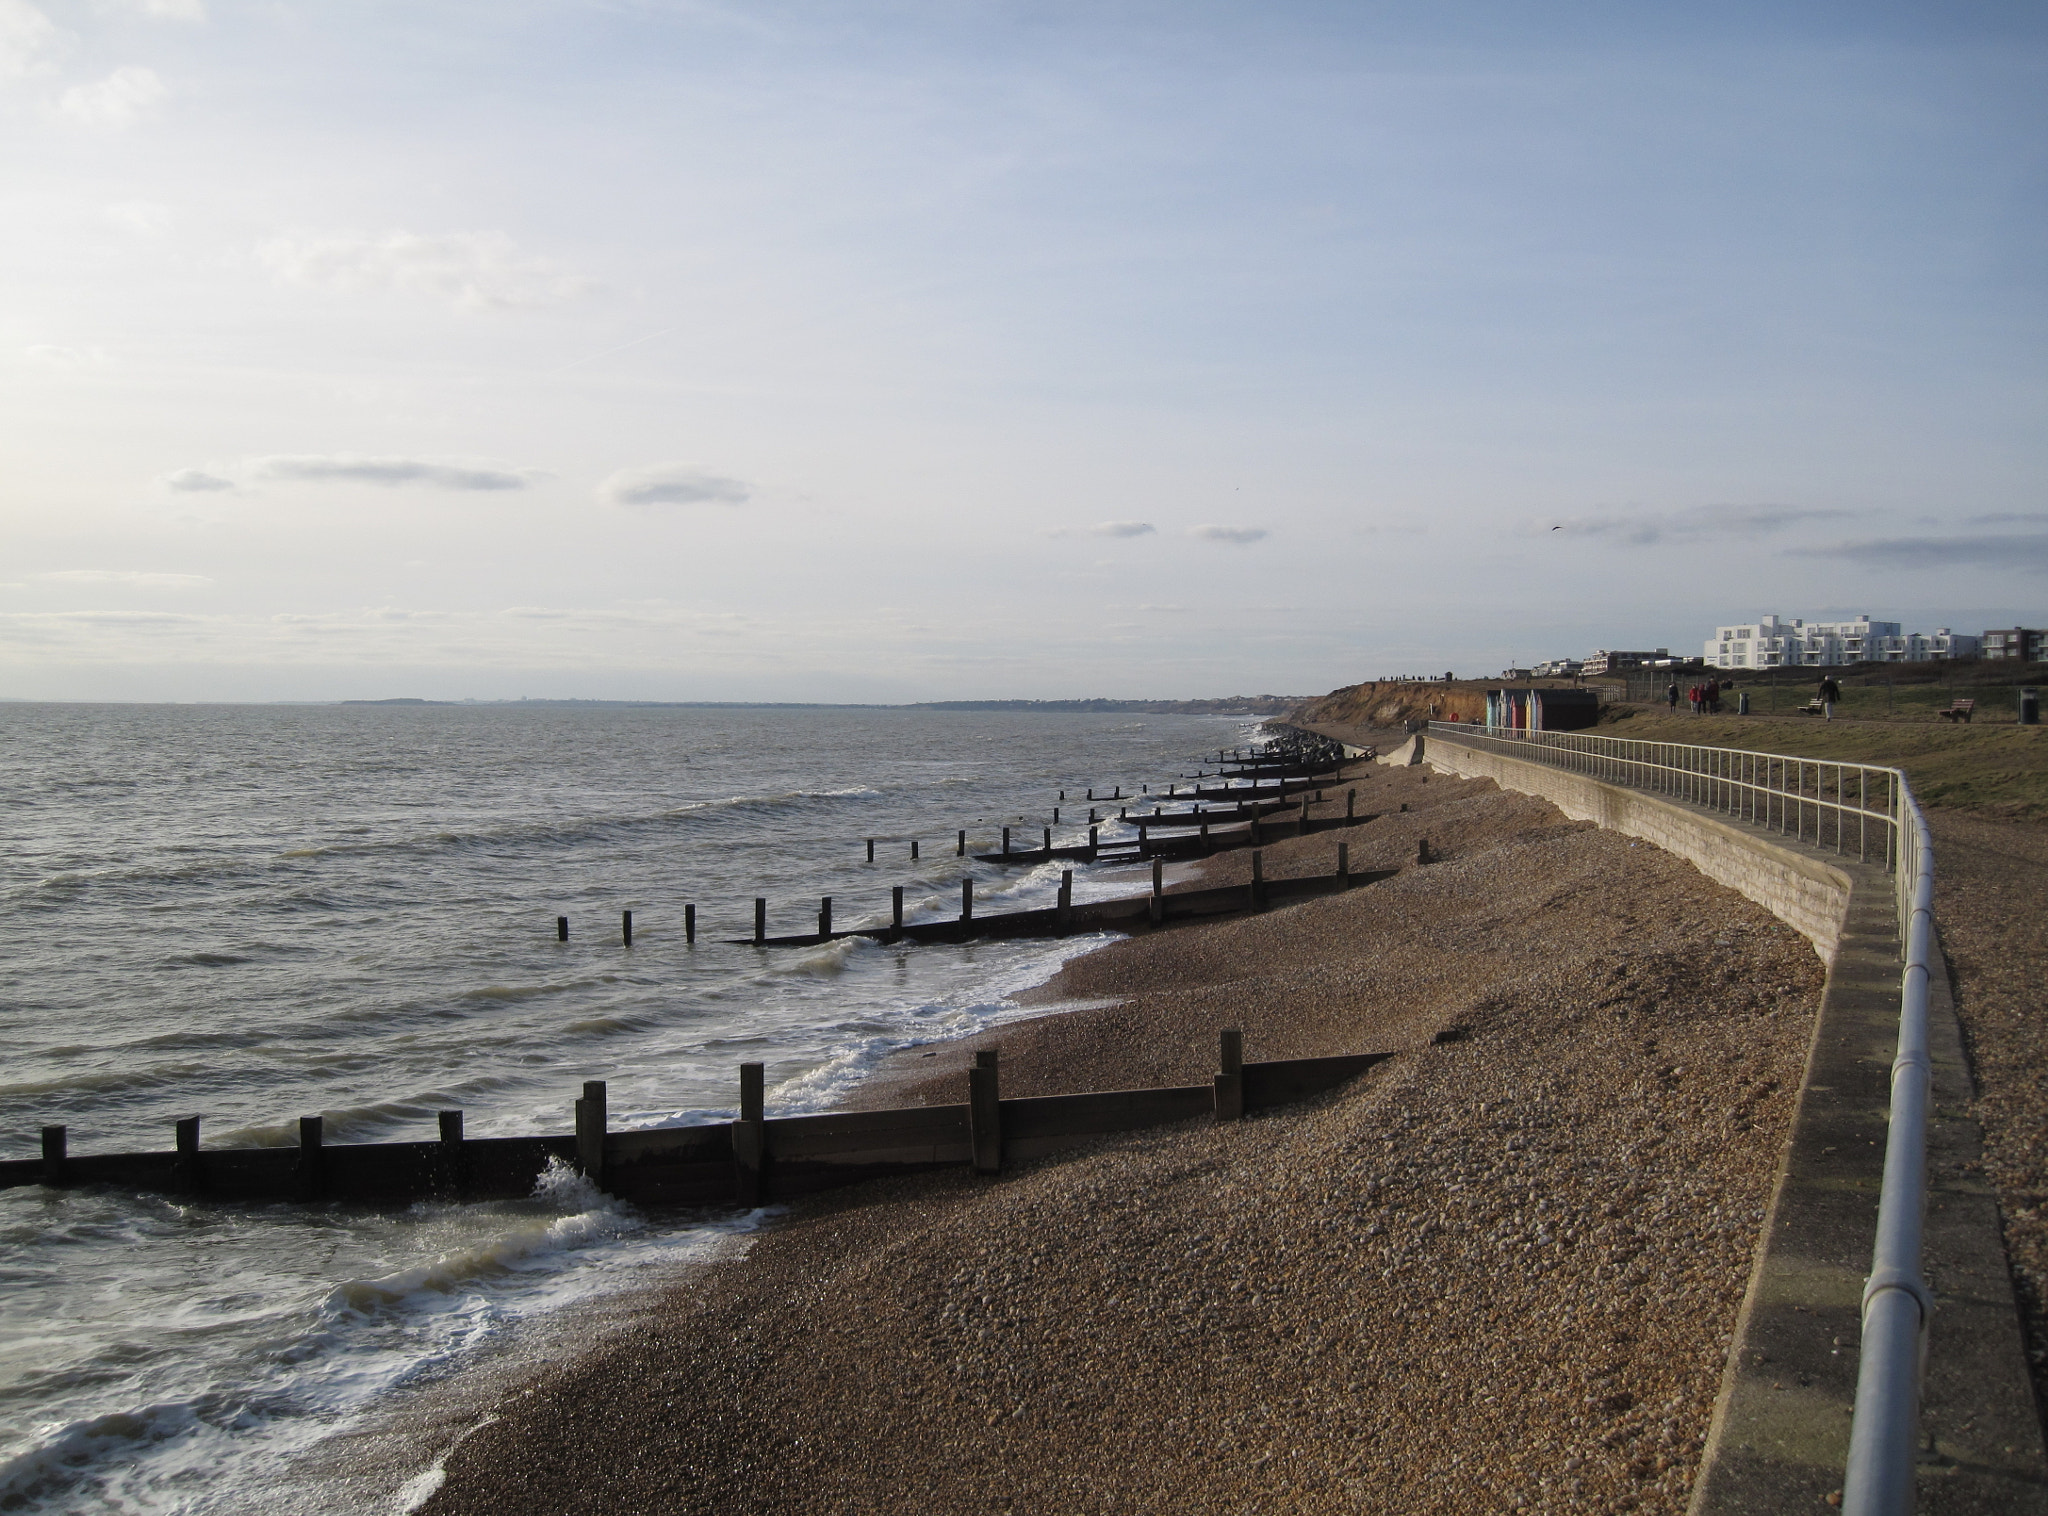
[1666,680,1680,714]
[1819,674,1842,721]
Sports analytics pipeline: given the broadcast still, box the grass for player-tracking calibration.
[1600,710,2048,820]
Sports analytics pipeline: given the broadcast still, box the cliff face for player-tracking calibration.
[1285,679,1489,730]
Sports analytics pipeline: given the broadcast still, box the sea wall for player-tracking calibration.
[1422,730,1853,963]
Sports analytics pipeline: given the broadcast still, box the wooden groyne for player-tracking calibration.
[5,1037,1391,1208]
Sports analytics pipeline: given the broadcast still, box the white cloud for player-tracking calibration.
[58,65,167,128]
[1089,520,1154,537]
[105,200,173,236]
[127,0,205,19]
[252,455,537,491]
[37,569,213,587]
[24,344,111,367]
[160,467,233,491]
[599,463,751,508]
[0,0,64,78]
[1188,524,1268,544]
[255,231,596,312]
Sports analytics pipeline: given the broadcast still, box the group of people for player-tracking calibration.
[1667,677,1726,715]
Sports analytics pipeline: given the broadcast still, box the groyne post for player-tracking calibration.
[969,1050,1001,1174]
[912,839,921,861]
[685,904,697,944]
[174,1116,202,1195]
[1346,789,1356,820]
[438,1110,465,1197]
[818,897,833,937]
[734,1063,765,1205]
[621,910,633,947]
[866,838,875,862]
[1215,1030,1244,1121]
[1337,842,1350,885]
[891,886,904,934]
[1251,851,1265,911]
[956,830,965,857]
[574,1080,608,1190]
[298,1115,324,1202]
[1058,870,1073,930]
[1150,858,1164,924]
[1042,826,1052,854]
[961,878,973,924]
[1088,826,1099,861]
[1201,821,1210,855]
[557,916,568,942]
[1002,827,1011,857]
[41,1125,65,1188]
[754,898,767,945]
[1417,838,1431,865]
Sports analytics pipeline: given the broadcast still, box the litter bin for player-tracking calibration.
[2022,688,2039,726]
[1737,692,1750,716]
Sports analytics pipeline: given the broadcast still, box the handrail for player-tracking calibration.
[1425,722,1937,1513]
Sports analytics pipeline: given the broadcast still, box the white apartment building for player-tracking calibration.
[1705,615,1979,668]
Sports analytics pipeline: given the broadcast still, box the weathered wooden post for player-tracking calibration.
[733,1063,765,1205]
[1250,850,1265,911]
[960,878,973,924]
[818,896,833,937]
[557,916,569,942]
[1053,806,1060,822]
[1200,820,1211,855]
[1251,815,1263,846]
[968,1050,1001,1175]
[1002,826,1011,856]
[956,830,965,857]
[438,1110,466,1197]
[866,838,875,862]
[1086,788,1094,801]
[1059,790,1066,801]
[621,909,633,946]
[1417,838,1431,865]
[1088,825,1098,861]
[174,1115,202,1194]
[298,1115,325,1202]
[1347,789,1356,820]
[41,1125,65,1188]
[1058,869,1073,930]
[1113,785,1121,800]
[685,904,697,944]
[1150,857,1164,924]
[892,885,904,934]
[912,839,921,861]
[1088,807,1097,824]
[1337,842,1350,885]
[575,1080,607,1190]
[1120,806,1128,821]
[1042,826,1052,854]
[754,897,767,944]
[1215,1029,1244,1121]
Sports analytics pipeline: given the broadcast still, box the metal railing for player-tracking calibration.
[1426,722,1936,1515]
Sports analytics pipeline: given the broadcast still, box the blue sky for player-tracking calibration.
[2,0,2043,699]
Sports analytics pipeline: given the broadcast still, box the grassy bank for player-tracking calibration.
[1602,710,2048,819]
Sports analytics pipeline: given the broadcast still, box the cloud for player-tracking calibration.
[37,570,213,587]
[23,344,111,367]
[128,0,205,19]
[1088,520,1154,537]
[0,0,64,78]
[255,231,595,312]
[1545,505,1849,546]
[252,455,536,491]
[104,200,173,236]
[1787,534,2048,570]
[1189,524,1268,544]
[1966,511,2048,527]
[599,463,751,508]
[160,467,234,492]
[58,65,166,127]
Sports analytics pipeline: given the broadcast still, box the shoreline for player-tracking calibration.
[415,757,1833,1514]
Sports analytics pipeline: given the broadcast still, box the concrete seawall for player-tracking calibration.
[1422,727,2048,1513]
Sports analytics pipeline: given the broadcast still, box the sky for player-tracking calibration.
[3,0,2044,702]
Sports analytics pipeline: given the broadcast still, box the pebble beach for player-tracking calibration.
[419,761,1830,1515]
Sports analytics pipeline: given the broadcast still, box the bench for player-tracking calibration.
[1938,698,1976,724]
[1795,700,1825,716]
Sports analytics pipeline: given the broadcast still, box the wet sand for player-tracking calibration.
[420,762,1827,1515]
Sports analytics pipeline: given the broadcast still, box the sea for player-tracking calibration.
[0,701,1262,1514]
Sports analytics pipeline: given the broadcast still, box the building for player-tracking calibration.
[1486,687,1600,731]
[1981,628,2046,662]
[1531,658,1584,678]
[1582,648,1668,675]
[1704,615,1979,668]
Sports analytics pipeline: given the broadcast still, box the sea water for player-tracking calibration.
[0,702,1256,1513]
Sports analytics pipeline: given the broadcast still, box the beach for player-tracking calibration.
[419,759,1828,1514]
